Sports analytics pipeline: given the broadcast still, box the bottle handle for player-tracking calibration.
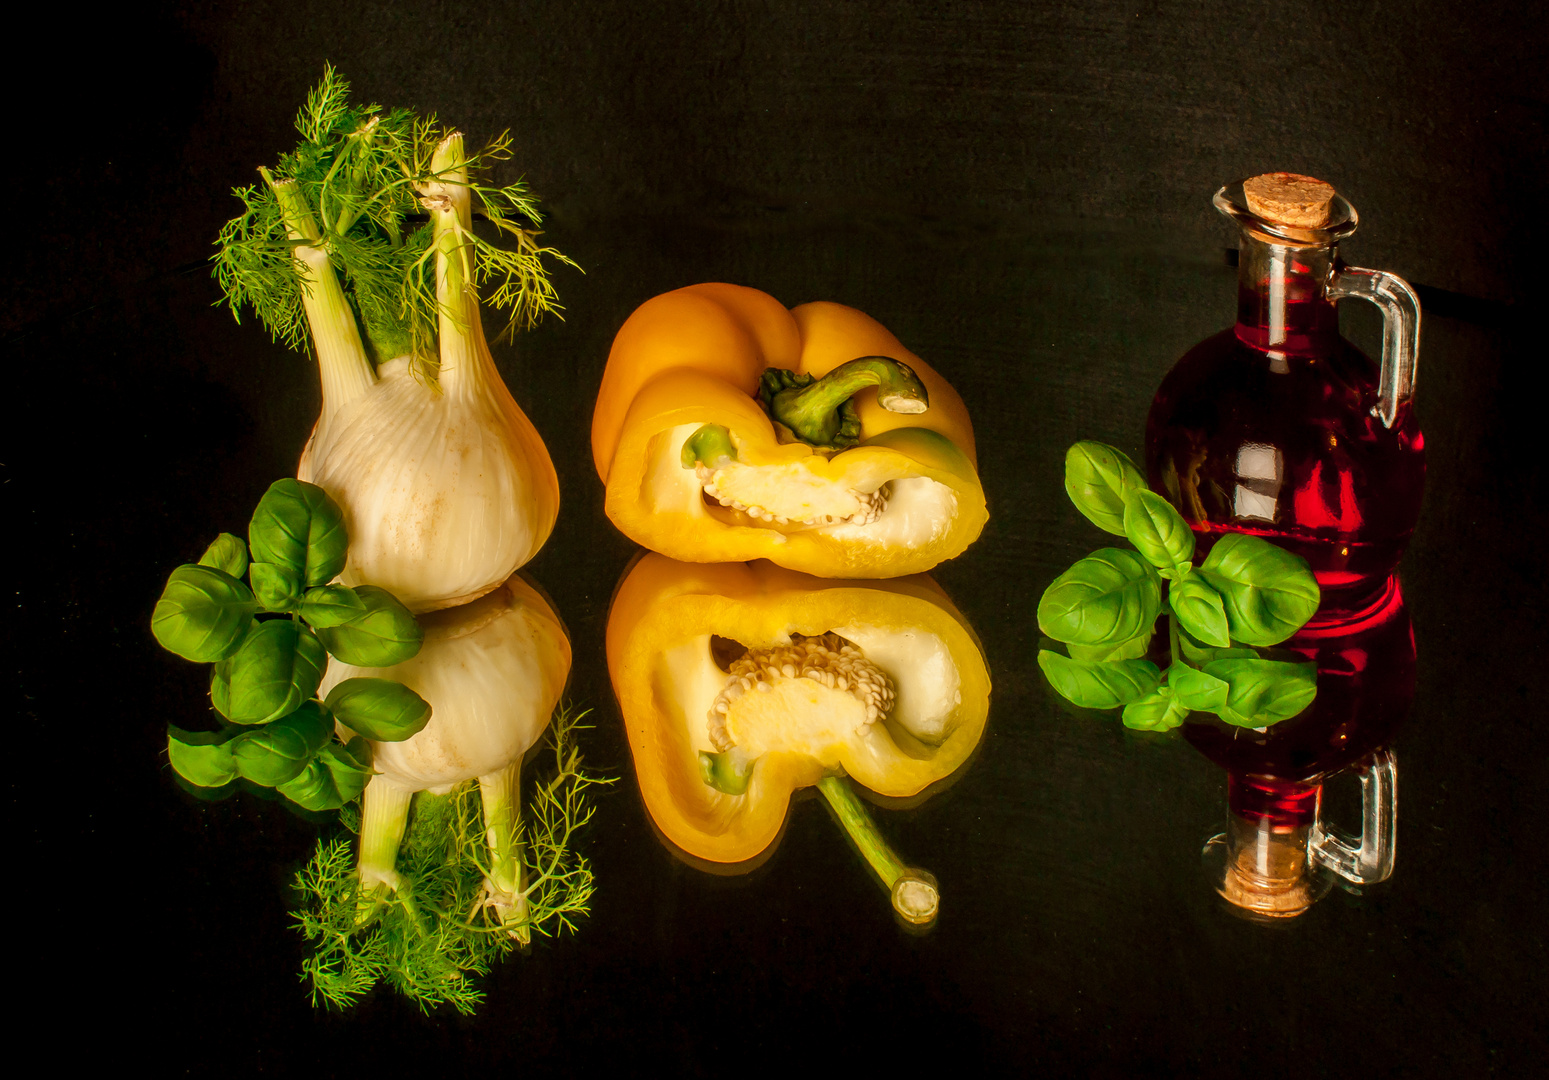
[1310,748,1397,885]
[1328,266,1422,429]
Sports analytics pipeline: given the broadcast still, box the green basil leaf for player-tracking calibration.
[343,736,373,770]
[1038,649,1161,709]
[1121,690,1191,731]
[1173,623,1258,665]
[151,564,259,663]
[230,701,335,786]
[225,620,327,724]
[299,585,368,629]
[1123,488,1195,573]
[1037,548,1162,646]
[167,725,240,787]
[248,479,348,588]
[1169,575,1231,648]
[210,654,233,719]
[1067,627,1153,663]
[1169,664,1231,711]
[1204,658,1318,727]
[250,562,304,613]
[325,678,432,742]
[198,533,249,579]
[1064,441,1148,536]
[314,586,423,666]
[1197,533,1321,646]
[276,743,373,812]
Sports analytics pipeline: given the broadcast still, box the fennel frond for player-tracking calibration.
[290,702,610,1014]
[212,63,574,367]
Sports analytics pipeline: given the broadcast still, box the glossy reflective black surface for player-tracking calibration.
[11,2,1547,1073]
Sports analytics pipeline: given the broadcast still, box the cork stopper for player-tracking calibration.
[1220,841,1315,917]
[1216,812,1316,918]
[1243,172,1336,229]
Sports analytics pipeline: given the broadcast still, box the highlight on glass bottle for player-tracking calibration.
[1146,173,1426,622]
[1193,575,1415,918]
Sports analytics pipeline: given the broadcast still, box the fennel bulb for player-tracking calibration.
[319,572,573,936]
[216,69,570,613]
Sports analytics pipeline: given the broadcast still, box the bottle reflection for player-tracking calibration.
[1190,576,1415,918]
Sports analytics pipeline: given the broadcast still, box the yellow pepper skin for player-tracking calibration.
[592,284,988,578]
[605,553,991,866]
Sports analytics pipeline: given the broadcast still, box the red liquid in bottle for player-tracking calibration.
[1146,259,1425,621]
[1182,575,1415,783]
[1192,583,1413,915]
[1228,772,1321,831]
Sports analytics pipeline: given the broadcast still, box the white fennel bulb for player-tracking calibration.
[280,132,559,613]
[297,338,559,614]
[322,572,571,935]
[321,573,570,792]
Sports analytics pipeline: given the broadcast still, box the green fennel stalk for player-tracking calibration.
[213,64,576,374]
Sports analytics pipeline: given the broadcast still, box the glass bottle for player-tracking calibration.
[1190,576,1415,918]
[1146,173,1425,622]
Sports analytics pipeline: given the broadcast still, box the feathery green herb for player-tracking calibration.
[293,705,610,1013]
[213,64,576,368]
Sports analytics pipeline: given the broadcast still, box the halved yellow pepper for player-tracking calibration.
[592,283,988,578]
[605,552,991,922]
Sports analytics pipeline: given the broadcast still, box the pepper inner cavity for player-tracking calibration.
[707,633,896,757]
[698,461,891,527]
[682,423,891,528]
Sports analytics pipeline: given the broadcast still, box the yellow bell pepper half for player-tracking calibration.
[605,553,991,924]
[592,283,988,578]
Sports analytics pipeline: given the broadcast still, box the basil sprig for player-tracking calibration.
[153,479,431,811]
[1038,441,1320,732]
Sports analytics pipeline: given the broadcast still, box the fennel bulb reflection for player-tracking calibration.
[320,572,571,938]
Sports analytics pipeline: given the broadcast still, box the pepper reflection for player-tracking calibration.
[604,553,992,928]
[1191,577,1415,917]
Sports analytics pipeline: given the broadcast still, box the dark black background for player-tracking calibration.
[8,1,1548,1073]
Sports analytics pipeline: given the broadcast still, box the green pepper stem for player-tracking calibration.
[681,424,738,469]
[817,775,940,926]
[698,750,752,795]
[771,357,929,446]
[478,761,531,945]
[264,169,376,421]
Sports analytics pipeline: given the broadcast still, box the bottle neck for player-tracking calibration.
[1229,771,1320,828]
[1235,231,1340,355]
[1220,772,1322,917]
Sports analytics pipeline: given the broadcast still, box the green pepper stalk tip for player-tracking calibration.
[762,356,930,449]
[817,775,939,927]
[681,424,739,470]
[891,869,941,926]
[699,749,752,795]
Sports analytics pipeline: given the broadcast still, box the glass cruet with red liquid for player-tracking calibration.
[1146,173,1425,622]
[1192,578,1416,918]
